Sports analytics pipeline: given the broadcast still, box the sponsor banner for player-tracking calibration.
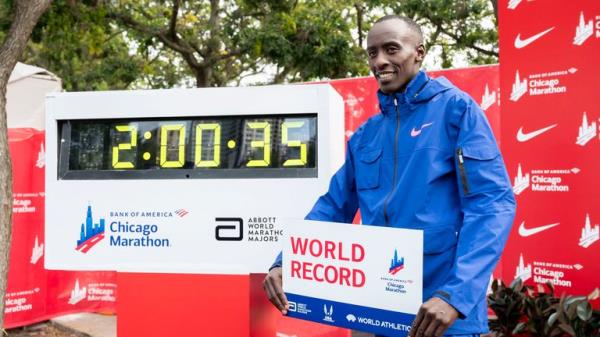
[286,294,413,336]
[4,129,117,329]
[283,220,422,337]
[500,0,600,305]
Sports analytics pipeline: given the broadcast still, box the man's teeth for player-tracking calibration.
[378,72,395,81]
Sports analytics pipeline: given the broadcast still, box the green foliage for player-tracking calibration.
[488,278,529,337]
[1,0,499,89]
[20,1,145,91]
[488,278,600,337]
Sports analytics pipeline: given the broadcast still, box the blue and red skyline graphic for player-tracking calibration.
[76,205,105,253]
[388,249,404,275]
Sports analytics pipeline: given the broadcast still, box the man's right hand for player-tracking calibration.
[263,267,288,314]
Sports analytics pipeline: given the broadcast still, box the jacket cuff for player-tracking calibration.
[432,290,466,319]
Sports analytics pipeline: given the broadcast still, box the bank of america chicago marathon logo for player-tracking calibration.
[381,249,412,295]
[579,213,599,248]
[515,254,580,288]
[388,249,405,275]
[512,164,579,195]
[573,11,600,46]
[76,205,184,253]
[575,112,598,146]
[510,67,576,102]
[480,84,497,111]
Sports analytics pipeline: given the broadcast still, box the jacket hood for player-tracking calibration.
[377,70,454,115]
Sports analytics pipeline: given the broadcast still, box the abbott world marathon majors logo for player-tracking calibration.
[76,205,184,253]
[515,254,580,288]
[512,164,579,195]
[215,216,283,243]
[510,67,577,102]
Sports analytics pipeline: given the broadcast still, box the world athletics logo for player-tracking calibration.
[76,205,105,253]
[388,249,405,275]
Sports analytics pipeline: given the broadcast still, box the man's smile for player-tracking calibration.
[376,71,397,81]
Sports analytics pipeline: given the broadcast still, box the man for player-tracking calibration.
[263,15,516,337]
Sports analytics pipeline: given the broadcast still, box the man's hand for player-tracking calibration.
[263,267,289,314]
[409,297,459,337]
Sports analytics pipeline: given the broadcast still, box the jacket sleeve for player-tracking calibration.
[270,142,360,269]
[433,98,516,317]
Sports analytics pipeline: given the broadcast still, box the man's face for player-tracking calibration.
[366,19,425,94]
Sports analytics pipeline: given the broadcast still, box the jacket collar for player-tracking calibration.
[377,70,430,115]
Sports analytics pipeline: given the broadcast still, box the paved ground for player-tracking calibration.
[51,313,116,337]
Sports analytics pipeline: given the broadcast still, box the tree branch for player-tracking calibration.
[168,0,180,40]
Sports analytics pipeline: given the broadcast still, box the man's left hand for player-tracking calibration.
[409,297,459,337]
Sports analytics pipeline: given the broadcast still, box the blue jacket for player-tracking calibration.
[273,70,516,335]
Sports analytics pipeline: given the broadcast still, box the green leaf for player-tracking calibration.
[576,301,592,321]
[548,312,559,327]
[512,321,527,334]
[559,323,575,336]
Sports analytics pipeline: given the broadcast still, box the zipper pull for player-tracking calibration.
[457,148,464,164]
[393,97,398,108]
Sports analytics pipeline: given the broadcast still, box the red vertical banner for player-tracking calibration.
[5,129,47,327]
[500,0,600,302]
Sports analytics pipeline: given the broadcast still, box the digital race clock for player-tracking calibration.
[45,84,344,273]
[59,114,317,179]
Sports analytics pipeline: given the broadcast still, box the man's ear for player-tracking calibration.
[416,44,426,63]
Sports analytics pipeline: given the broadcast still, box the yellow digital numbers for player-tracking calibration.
[112,125,137,169]
[282,121,307,166]
[195,123,221,167]
[160,124,186,168]
[246,122,271,167]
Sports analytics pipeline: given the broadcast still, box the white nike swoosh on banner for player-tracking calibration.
[518,221,560,237]
[514,27,555,48]
[516,124,557,142]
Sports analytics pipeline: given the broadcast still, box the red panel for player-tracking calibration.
[117,273,249,337]
[250,274,351,337]
[499,0,600,306]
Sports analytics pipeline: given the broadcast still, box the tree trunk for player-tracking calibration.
[0,0,52,328]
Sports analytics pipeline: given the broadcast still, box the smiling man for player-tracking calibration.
[264,15,516,337]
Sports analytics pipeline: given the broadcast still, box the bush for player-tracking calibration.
[487,278,599,337]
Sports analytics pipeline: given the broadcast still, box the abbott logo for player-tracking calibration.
[288,301,297,312]
[215,217,243,241]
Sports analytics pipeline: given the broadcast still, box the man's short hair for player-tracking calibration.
[374,15,423,44]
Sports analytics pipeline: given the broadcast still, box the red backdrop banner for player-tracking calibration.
[499,0,600,303]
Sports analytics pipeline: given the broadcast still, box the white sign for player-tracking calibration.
[283,220,423,336]
[45,85,344,273]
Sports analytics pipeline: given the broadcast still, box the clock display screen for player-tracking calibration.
[58,114,317,179]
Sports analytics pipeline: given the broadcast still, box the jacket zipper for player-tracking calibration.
[383,97,400,226]
[457,148,470,195]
